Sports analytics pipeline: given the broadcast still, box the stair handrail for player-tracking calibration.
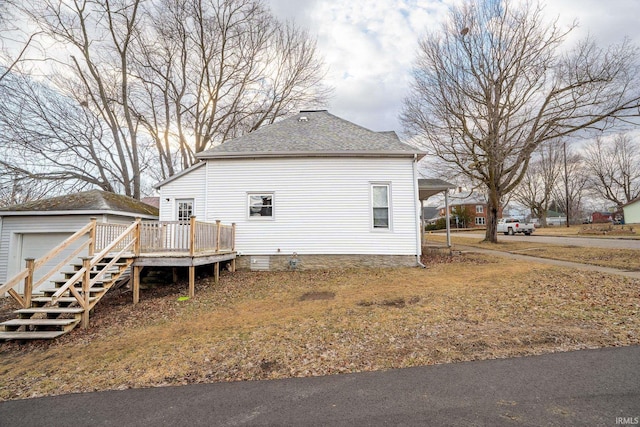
[32,240,90,290]
[0,219,97,306]
[50,219,139,305]
[89,239,135,287]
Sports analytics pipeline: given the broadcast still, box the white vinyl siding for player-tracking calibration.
[197,157,418,256]
[623,200,640,224]
[159,164,207,221]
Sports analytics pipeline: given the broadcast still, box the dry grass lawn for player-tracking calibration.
[426,234,640,271]
[1,252,639,401]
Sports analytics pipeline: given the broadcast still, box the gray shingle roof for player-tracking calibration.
[196,110,424,159]
[0,190,159,217]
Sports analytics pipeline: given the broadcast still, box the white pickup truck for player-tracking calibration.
[497,218,535,236]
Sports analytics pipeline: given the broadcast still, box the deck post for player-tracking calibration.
[172,267,178,283]
[133,265,141,304]
[189,216,196,256]
[214,262,219,285]
[215,220,221,253]
[24,258,35,308]
[134,217,142,256]
[81,257,91,328]
[189,266,195,298]
[231,223,236,272]
[231,223,236,251]
[88,217,97,257]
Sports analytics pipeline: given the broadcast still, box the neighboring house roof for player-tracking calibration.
[196,110,424,160]
[141,197,160,209]
[438,193,488,209]
[0,190,159,218]
[422,206,439,221]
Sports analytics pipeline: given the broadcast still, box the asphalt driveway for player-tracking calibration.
[1,346,638,426]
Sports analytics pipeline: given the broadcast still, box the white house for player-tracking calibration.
[156,110,426,270]
[0,190,158,292]
[622,197,640,224]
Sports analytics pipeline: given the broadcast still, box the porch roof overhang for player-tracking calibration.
[418,178,456,200]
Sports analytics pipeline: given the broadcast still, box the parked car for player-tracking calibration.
[497,218,535,235]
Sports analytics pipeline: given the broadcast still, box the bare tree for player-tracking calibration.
[21,0,146,198]
[0,72,139,195]
[552,145,588,224]
[583,133,640,208]
[130,0,329,177]
[10,0,328,194]
[0,1,41,83]
[401,0,640,242]
[513,141,563,227]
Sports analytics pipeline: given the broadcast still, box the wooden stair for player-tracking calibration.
[0,257,133,341]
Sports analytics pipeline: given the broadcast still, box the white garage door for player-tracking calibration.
[15,233,87,293]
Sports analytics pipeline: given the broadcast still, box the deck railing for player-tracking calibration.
[1,216,235,309]
[139,217,235,254]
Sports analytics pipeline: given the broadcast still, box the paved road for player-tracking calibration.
[454,233,640,250]
[1,346,638,426]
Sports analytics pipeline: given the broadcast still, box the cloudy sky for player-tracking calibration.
[267,0,640,134]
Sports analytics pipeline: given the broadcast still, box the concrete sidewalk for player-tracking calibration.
[456,245,640,280]
[1,346,638,426]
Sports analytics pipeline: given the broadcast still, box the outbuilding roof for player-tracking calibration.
[196,110,424,160]
[0,190,159,217]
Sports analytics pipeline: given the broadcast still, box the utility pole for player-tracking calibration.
[563,141,570,228]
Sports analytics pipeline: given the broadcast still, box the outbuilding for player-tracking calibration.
[622,197,640,224]
[0,190,158,292]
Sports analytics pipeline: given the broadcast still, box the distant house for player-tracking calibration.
[591,211,614,223]
[531,210,566,226]
[0,190,158,293]
[622,198,640,224]
[155,110,427,270]
[437,192,502,228]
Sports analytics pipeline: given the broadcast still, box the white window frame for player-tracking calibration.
[371,183,391,231]
[475,216,486,225]
[247,192,275,220]
[176,199,194,222]
[476,205,484,214]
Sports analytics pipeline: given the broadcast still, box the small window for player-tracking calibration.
[475,217,486,225]
[476,205,484,213]
[372,184,390,229]
[177,199,193,222]
[248,193,273,218]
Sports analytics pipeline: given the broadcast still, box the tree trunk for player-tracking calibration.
[484,189,501,243]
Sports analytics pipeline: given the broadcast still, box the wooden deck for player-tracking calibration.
[1,216,237,340]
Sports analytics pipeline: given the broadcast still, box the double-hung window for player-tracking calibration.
[248,193,274,218]
[372,184,390,229]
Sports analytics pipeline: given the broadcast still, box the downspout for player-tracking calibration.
[412,154,426,268]
[204,161,209,221]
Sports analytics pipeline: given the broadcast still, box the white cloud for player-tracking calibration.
[268,0,640,133]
